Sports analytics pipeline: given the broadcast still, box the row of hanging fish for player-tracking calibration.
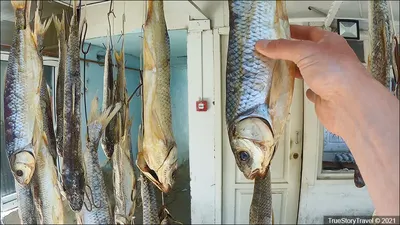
[2,0,182,224]
[225,0,295,224]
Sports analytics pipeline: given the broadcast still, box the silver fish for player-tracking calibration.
[30,124,64,224]
[225,0,295,180]
[140,172,160,224]
[113,113,137,224]
[80,97,121,224]
[15,182,38,224]
[226,1,295,224]
[3,0,40,186]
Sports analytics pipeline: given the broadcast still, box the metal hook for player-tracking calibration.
[23,0,28,30]
[85,184,102,209]
[127,83,142,103]
[107,0,116,51]
[83,185,93,212]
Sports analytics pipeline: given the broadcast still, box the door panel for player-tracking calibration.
[220,31,304,224]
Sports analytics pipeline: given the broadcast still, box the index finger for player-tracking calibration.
[290,25,329,42]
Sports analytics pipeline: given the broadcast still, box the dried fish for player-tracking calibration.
[137,0,178,194]
[226,1,295,224]
[80,97,121,224]
[53,10,68,157]
[61,0,85,212]
[3,0,40,185]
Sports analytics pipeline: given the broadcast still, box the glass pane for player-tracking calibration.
[321,126,356,172]
[1,60,16,197]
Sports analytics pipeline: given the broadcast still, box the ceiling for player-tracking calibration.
[86,29,188,58]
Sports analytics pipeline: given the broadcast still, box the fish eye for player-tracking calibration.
[172,169,177,179]
[16,170,23,177]
[238,151,250,161]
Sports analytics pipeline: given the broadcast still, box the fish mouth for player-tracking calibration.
[142,168,172,193]
[248,168,268,180]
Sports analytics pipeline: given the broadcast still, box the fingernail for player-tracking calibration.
[256,40,270,49]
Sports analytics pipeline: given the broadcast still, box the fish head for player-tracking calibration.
[62,167,85,212]
[137,144,178,194]
[229,118,275,180]
[157,144,178,193]
[10,151,36,185]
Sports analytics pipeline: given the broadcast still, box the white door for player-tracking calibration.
[218,30,304,224]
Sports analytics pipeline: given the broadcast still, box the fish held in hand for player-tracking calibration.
[137,0,178,194]
[225,0,295,180]
[3,0,41,185]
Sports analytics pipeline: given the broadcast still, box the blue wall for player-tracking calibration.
[79,43,188,165]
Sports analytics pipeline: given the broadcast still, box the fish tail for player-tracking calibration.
[100,103,122,129]
[88,96,101,124]
[32,118,42,156]
[34,7,52,47]
[114,50,124,65]
[52,11,65,36]
[10,0,26,10]
[11,0,31,27]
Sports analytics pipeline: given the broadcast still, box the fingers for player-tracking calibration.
[294,66,303,79]
[306,89,318,103]
[290,25,329,42]
[255,39,316,63]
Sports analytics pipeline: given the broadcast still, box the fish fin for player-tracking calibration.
[42,132,49,147]
[32,118,42,155]
[88,96,100,124]
[267,59,295,144]
[137,124,143,153]
[52,11,65,35]
[143,37,155,70]
[12,0,32,28]
[136,151,163,191]
[10,0,27,10]
[99,102,122,129]
[34,4,52,37]
[114,50,124,67]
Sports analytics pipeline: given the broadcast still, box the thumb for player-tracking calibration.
[255,39,316,64]
[306,89,319,104]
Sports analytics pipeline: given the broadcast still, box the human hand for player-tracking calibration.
[255,25,369,137]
